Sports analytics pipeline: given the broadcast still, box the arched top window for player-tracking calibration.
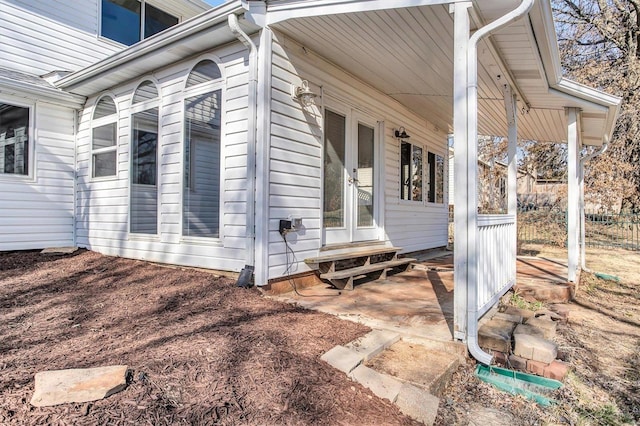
[185,60,221,88]
[94,96,117,119]
[133,81,159,104]
[91,95,118,179]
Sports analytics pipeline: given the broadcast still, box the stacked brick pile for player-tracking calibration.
[478,305,570,381]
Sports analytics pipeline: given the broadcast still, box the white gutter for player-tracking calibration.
[466,0,535,366]
[579,137,609,273]
[229,14,259,286]
[0,76,85,109]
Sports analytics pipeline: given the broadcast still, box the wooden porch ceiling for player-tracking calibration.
[270,3,601,144]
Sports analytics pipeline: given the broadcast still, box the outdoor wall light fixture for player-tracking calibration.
[394,127,410,139]
[291,80,318,106]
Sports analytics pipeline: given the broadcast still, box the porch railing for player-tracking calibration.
[476,214,517,316]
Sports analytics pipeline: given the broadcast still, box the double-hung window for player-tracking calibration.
[101,0,179,46]
[92,96,118,179]
[130,81,159,234]
[0,102,31,176]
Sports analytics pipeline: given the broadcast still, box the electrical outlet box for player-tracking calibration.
[292,217,303,230]
[279,219,292,236]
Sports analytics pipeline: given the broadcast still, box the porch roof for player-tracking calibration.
[57,0,620,147]
[259,0,620,146]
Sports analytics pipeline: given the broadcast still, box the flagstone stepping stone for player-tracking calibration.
[31,365,128,407]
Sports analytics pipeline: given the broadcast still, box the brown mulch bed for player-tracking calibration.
[0,249,420,425]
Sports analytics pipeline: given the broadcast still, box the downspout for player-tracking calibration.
[229,14,258,287]
[466,0,535,365]
[579,137,609,273]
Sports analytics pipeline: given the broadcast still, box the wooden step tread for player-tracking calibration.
[305,247,403,265]
[320,258,416,280]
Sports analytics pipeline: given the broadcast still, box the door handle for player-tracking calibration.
[348,176,359,185]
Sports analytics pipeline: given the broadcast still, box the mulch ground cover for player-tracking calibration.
[0,249,420,425]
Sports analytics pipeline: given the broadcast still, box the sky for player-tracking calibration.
[204,0,226,6]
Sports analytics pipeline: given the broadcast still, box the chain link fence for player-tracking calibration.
[447,206,640,251]
[517,207,640,251]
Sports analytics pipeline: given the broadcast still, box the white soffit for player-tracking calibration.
[272,1,620,145]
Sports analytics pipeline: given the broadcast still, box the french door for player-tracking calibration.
[323,103,380,245]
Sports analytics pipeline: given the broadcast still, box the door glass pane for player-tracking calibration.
[323,110,346,228]
[357,123,374,227]
[183,91,221,238]
[131,108,158,234]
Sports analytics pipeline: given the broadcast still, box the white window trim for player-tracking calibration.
[399,139,425,205]
[180,57,226,243]
[129,80,161,237]
[90,95,119,181]
[427,150,446,205]
[0,97,35,182]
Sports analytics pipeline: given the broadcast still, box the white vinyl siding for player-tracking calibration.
[75,42,249,272]
[0,96,75,250]
[0,0,208,76]
[267,31,449,279]
[0,0,121,75]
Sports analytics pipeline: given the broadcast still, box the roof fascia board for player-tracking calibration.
[257,0,456,25]
[0,77,85,108]
[553,78,621,144]
[56,1,245,91]
[528,0,563,85]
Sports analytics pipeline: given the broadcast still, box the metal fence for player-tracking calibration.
[517,208,640,251]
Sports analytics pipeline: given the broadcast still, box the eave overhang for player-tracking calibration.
[55,1,259,97]
[0,74,86,109]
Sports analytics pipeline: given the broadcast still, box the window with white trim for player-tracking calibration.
[130,81,159,234]
[427,151,444,204]
[0,103,30,176]
[183,60,223,238]
[101,0,179,46]
[400,140,423,202]
[92,96,118,178]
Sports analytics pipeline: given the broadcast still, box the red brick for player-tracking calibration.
[543,360,570,381]
[527,359,549,376]
[508,355,527,371]
[493,351,508,366]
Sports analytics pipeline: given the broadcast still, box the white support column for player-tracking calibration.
[451,1,472,341]
[566,108,580,282]
[503,84,518,284]
[503,85,518,216]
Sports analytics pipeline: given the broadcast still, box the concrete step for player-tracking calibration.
[321,331,457,425]
[365,340,461,398]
